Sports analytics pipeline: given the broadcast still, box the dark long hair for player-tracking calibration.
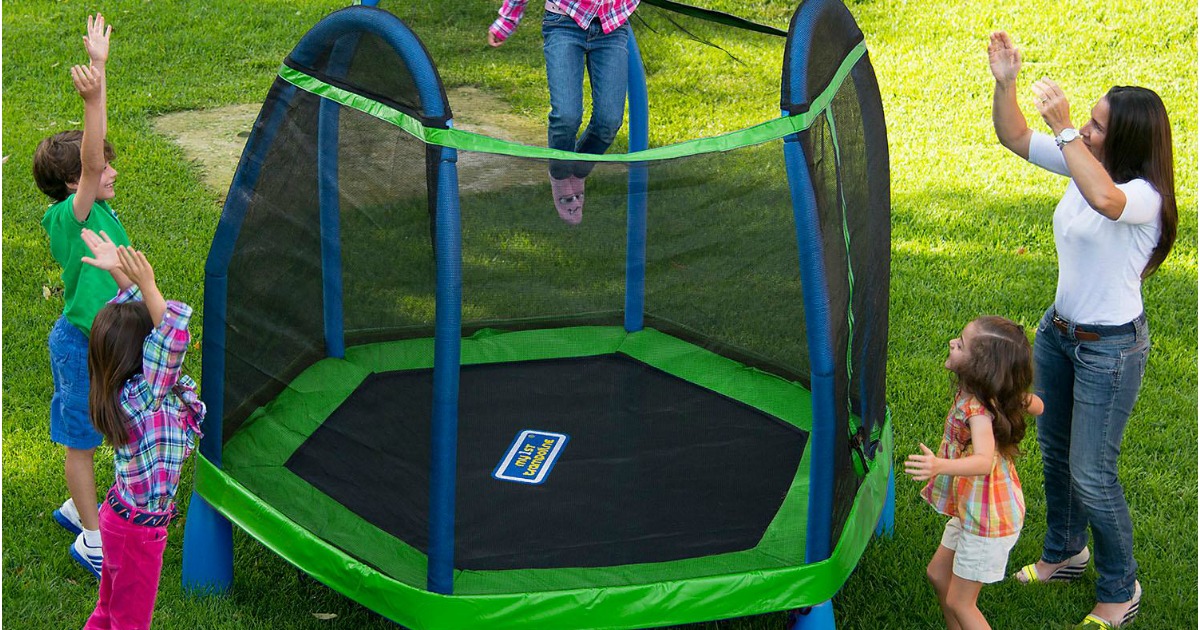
[955,316,1033,460]
[88,301,153,447]
[1102,86,1177,278]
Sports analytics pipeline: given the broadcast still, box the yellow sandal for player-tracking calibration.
[1013,547,1090,583]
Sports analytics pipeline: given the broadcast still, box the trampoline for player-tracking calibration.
[182,0,894,628]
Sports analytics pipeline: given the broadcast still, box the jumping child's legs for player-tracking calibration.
[543,12,587,181]
[571,20,630,179]
[926,544,962,630]
[945,575,988,630]
[936,517,1018,630]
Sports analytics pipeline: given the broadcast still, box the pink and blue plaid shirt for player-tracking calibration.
[489,0,640,43]
[920,391,1025,538]
[110,286,207,513]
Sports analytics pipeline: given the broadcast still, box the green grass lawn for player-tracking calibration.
[3,0,1195,628]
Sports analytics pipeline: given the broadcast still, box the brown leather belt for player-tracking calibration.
[1052,315,1100,341]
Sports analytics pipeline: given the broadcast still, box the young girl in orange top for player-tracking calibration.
[906,315,1044,630]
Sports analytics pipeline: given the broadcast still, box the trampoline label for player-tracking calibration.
[493,430,569,485]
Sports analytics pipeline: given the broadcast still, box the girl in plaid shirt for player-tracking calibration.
[905,316,1043,630]
[80,230,206,630]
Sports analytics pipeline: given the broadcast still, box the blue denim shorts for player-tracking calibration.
[49,315,103,449]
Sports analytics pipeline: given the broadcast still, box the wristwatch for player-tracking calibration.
[1055,128,1080,148]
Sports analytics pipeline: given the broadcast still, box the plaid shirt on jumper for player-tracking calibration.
[920,390,1025,537]
[110,286,207,513]
[489,0,640,43]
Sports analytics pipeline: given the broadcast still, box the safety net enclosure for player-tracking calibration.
[181,0,892,628]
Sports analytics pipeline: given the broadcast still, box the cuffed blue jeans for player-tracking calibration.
[1034,306,1148,603]
[542,13,629,180]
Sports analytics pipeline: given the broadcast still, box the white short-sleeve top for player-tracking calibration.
[1027,132,1162,325]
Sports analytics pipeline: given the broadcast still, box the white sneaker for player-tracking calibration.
[53,498,82,535]
[70,532,103,579]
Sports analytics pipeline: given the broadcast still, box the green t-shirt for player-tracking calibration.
[41,195,131,336]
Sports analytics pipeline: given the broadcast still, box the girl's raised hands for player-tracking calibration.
[988,31,1021,84]
[116,246,156,291]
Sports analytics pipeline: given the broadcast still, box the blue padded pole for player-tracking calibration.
[317,36,358,360]
[428,141,462,595]
[291,6,455,594]
[182,81,299,594]
[782,0,840,569]
[874,462,896,538]
[623,32,649,333]
[783,134,836,565]
[789,602,836,630]
[290,8,446,123]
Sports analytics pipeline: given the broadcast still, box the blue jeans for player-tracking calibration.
[542,12,629,180]
[1034,306,1148,603]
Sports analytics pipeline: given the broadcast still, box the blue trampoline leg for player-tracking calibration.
[788,601,836,630]
[875,462,895,538]
[181,490,233,594]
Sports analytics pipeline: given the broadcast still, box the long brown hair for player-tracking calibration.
[955,316,1033,460]
[1102,86,1177,279]
[88,301,153,447]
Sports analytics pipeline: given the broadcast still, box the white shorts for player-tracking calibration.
[940,517,1020,584]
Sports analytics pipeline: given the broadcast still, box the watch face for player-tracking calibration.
[1062,129,1079,141]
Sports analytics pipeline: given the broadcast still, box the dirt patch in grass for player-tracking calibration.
[152,86,548,201]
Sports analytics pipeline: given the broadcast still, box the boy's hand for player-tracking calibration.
[84,14,112,67]
[70,64,103,102]
[80,229,120,270]
[116,246,156,291]
[904,443,941,481]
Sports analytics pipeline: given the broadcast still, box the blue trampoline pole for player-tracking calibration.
[428,141,462,595]
[783,129,838,630]
[181,81,299,594]
[624,32,649,333]
[783,1,840,626]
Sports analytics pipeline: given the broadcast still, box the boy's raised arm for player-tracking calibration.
[71,14,111,223]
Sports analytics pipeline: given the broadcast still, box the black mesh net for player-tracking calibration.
[783,0,891,553]
[215,0,887,562]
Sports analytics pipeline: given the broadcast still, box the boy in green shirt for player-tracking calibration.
[33,13,131,579]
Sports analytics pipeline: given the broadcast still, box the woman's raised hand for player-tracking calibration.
[1032,77,1073,135]
[988,31,1021,84]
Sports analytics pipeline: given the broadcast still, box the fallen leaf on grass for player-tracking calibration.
[43,286,52,300]
[1016,247,1027,255]
[312,613,338,620]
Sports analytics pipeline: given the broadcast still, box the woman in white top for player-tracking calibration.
[987,31,1177,630]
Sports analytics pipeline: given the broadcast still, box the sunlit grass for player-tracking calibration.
[3,0,1194,628]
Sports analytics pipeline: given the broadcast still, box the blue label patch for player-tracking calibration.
[493,430,569,485]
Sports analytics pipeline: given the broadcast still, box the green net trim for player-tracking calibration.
[277,41,865,162]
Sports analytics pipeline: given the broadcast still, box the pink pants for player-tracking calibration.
[84,499,168,630]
